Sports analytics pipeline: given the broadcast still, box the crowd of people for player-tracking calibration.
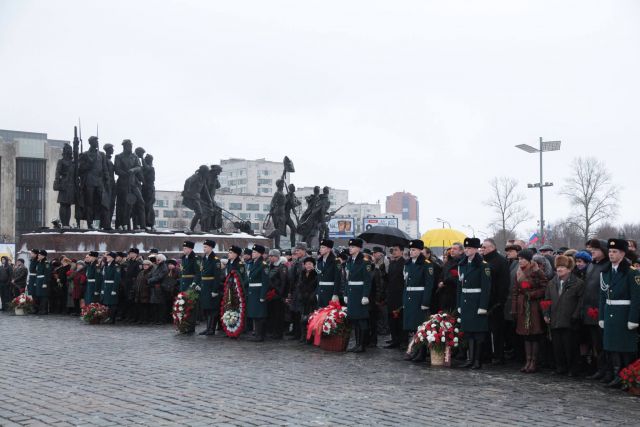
[1,235,638,391]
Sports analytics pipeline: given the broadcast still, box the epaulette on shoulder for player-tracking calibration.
[482,261,488,264]
[425,259,431,264]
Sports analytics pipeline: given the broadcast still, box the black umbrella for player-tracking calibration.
[358,225,411,247]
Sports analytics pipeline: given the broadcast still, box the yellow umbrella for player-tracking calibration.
[420,228,467,248]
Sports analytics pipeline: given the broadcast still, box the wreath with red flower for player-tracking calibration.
[220,270,246,338]
[411,311,463,354]
[172,290,198,333]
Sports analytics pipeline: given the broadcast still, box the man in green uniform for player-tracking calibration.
[199,239,223,335]
[317,239,341,308]
[345,238,373,353]
[35,250,51,315]
[457,237,491,369]
[247,244,269,342]
[101,251,121,324]
[26,249,38,299]
[599,238,640,388]
[180,241,201,293]
[402,239,434,362]
[84,251,100,305]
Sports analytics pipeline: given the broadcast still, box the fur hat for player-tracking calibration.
[464,237,481,249]
[608,238,628,253]
[348,238,364,248]
[408,240,424,250]
[518,249,534,262]
[182,241,195,249]
[319,239,334,249]
[554,255,575,270]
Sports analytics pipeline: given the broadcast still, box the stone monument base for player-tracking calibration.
[18,229,270,259]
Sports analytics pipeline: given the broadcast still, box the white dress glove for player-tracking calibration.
[628,322,639,330]
[260,298,265,303]
[421,305,429,310]
[331,295,339,303]
[212,292,218,298]
[477,308,487,315]
[111,291,117,296]
[598,320,604,329]
[361,297,369,305]
[457,307,461,314]
[194,285,201,291]
[343,296,348,304]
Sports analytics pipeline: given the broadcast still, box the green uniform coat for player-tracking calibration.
[345,253,373,320]
[316,253,341,308]
[100,261,121,306]
[200,253,222,311]
[457,254,491,333]
[402,255,435,331]
[180,252,201,293]
[599,260,640,353]
[247,259,269,319]
[27,258,37,296]
[84,262,100,303]
[35,260,51,298]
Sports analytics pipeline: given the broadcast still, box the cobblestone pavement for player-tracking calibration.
[0,314,639,426]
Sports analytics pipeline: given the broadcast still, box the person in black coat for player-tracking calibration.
[436,243,464,313]
[120,248,142,322]
[481,238,510,364]
[267,249,289,339]
[384,244,406,349]
[298,257,319,343]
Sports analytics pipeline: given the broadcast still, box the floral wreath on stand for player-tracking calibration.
[220,270,246,338]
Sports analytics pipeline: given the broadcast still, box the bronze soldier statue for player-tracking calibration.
[132,147,148,230]
[207,165,223,231]
[78,136,108,229]
[317,186,332,242]
[298,186,322,247]
[182,165,211,232]
[142,154,156,230]
[114,139,144,230]
[53,144,76,227]
[268,179,287,249]
[101,143,116,230]
[284,183,300,247]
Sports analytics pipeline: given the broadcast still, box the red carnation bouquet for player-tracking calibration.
[449,269,459,278]
[265,289,277,301]
[540,300,552,312]
[172,290,198,333]
[306,300,349,346]
[520,281,531,290]
[587,307,599,321]
[412,311,463,354]
[619,359,640,390]
[81,303,109,324]
[11,293,34,312]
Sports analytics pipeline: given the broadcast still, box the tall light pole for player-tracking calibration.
[435,217,450,229]
[515,137,561,245]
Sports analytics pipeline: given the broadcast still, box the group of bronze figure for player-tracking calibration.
[54,127,155,231]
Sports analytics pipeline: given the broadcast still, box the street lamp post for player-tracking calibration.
[435,217,451,229]
[515,137,561,245]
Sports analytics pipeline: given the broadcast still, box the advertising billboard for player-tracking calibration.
[362,217,399,231]
[328,217,356,238]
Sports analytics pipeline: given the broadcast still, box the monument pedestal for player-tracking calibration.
[18,230,270,259]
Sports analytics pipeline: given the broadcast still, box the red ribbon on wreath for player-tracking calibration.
[219,270,246,338]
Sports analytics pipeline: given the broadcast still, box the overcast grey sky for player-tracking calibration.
[1,0,639,240]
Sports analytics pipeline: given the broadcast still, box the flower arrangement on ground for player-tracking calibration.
[620,359,640,394]
[11,293,34,314]
[81,303,110,324]
[411,311,463,354]
[172,290,199,333]
[220,270,246,338]
[306,300,349,347]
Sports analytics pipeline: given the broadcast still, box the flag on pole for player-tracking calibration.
[529,233,539,244]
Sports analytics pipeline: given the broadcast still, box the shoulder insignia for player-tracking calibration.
[366,263,372,272]
[485,267,491,277]
[426,259,431,264]
[263,261,267,266]
[428,267,434,275]
[635,275,640,286]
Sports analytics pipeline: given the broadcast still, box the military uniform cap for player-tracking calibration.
[203,239,216,248]
[116,251,127,258]
[107,251,117,258]
[320,239,334,249]
[89,251,99,257]
[183,241,195,249]
[38,249,48,256]
[229,246,242,256]
[464,237,481,249]
[608,238,628,252]
[303,256,316,265]
[149,248,159,254]
[243,248,253,256]
[348,238,364,248]
[30,248,39,255]
[252,244,266,255]
[338,249,349,260]
[408,240,424,250]
[129,247,139,254]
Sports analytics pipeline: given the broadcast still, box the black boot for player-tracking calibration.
[461,340,475,368]
[472,342,483,370]
[354,328,366,353]
[250,320,265,342]
[347,325,361,352]
[605,367,622,388]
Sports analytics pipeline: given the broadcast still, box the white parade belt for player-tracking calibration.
[28,273,36,276]
[87,279,96,282]
[36,275,45,278]
[348,281,364,286]
[406,287,424,291]
[104,280,114,283]
[462,288,481,293]
[249,283,262,287]
[319,282,334,286]
[606,299,631,306]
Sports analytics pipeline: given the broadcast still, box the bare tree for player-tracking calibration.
[547,219,583,249]
[485,177,531,249]
[561,157,619,242]
[621,223,640,242]
[594,222,620,240]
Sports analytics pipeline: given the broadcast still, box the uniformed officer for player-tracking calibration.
[180,241,201,293]
[35,250,51,315]
[402,239,434,362]
[344,238,373,353]
[247,244,269,341]
[101,251,121,324]
[316,239,341,308]
[84,251,100,305]
[26,249,38,299]
[599,238,640,388]
[199,240,223,335]
[457,237,491,369]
